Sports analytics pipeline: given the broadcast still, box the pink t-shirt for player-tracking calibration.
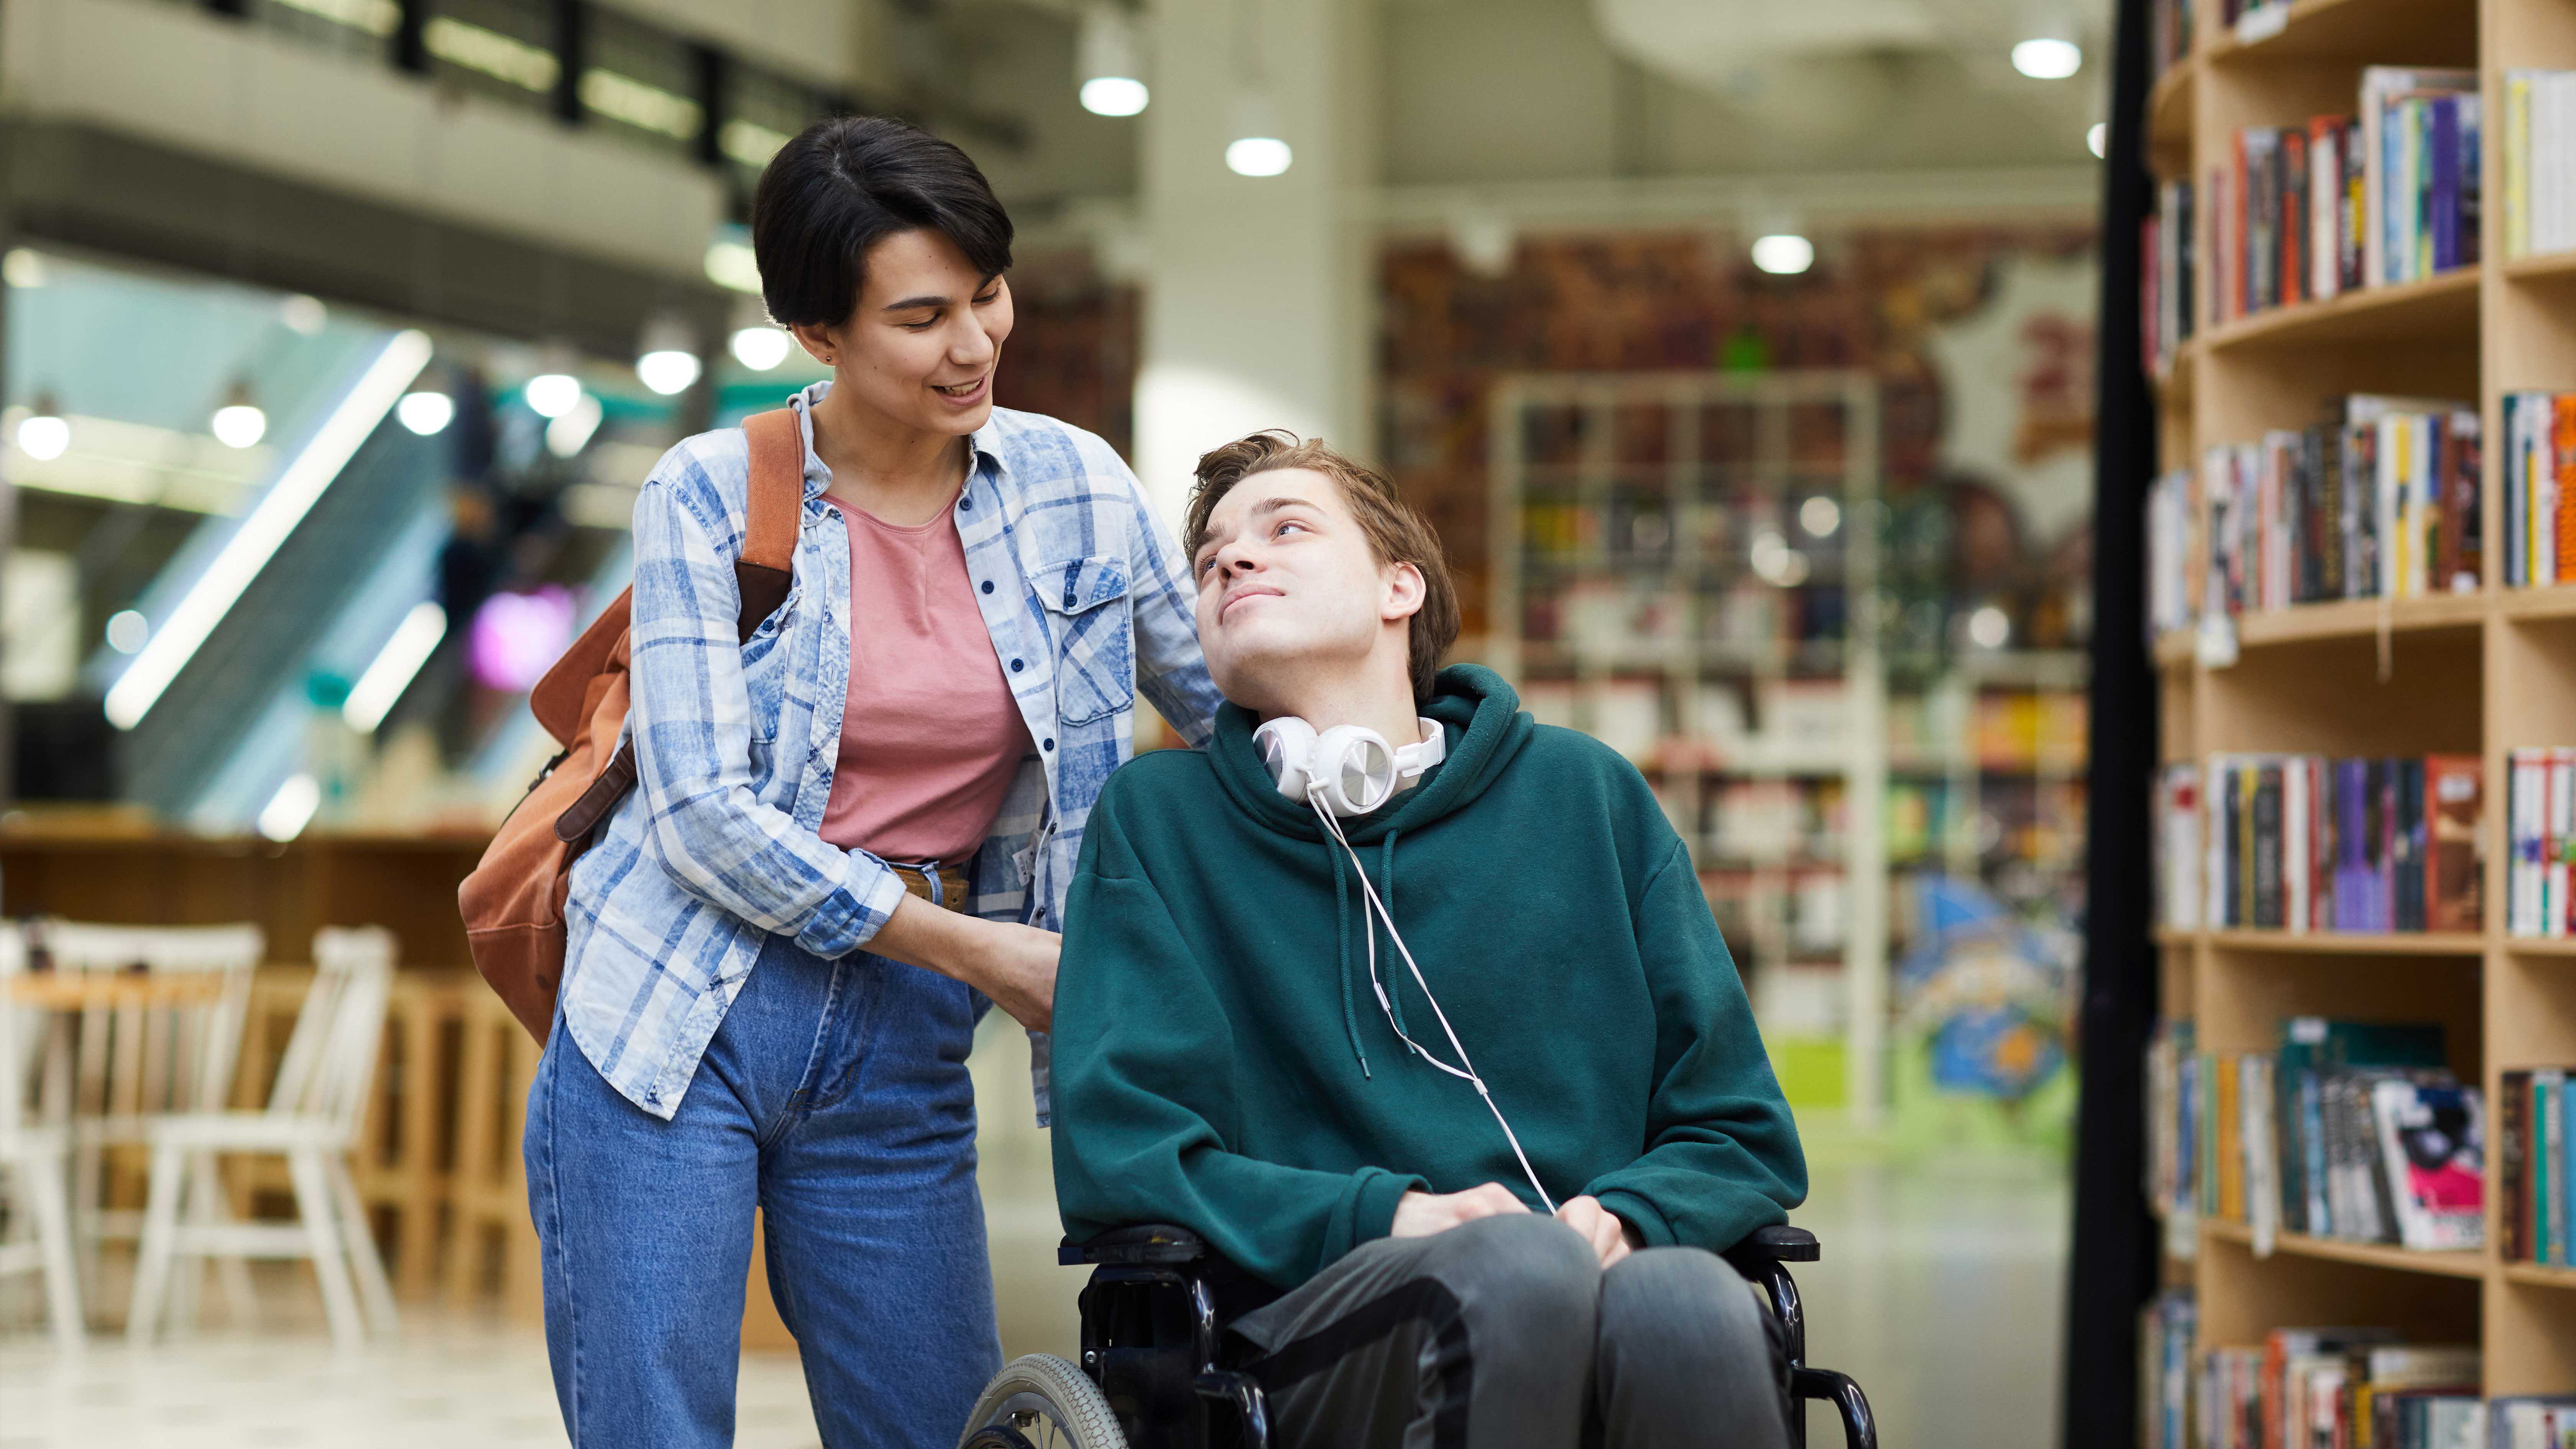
[816,493,1031,865]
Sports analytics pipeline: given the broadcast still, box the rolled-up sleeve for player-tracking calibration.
[625,468,907,956]
[1114,460,1221,746]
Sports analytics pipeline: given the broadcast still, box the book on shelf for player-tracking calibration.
[2149,0,2193,84]
[2199,1336,2476,1449]
[2490,1069,2576,1267]
[2501,70,2576,260]
[2144,180,2198,374]
[2152,1017,2479,1251]
[2502,392,2576,588]
[2147,1020,2203,1251]
[2493,1398,2576,1449]
[2144,397,2480,634]
[2157,762,2203,931]
[2359,68,2481,290]
[2504,748,2576,936]
[2139,1288,2195,1449]
[2198,754,2482,934]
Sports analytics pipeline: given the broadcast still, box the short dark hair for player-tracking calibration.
[1184,432,1459,705]
[751,116,1015,328]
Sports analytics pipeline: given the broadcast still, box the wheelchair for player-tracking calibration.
[960,1222,1879,1449]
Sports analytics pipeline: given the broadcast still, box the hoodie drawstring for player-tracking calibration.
[1328,840,1371,1078]
[1378,832,1412,1041]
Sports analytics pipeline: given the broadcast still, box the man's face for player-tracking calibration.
[1189,468,1417,711]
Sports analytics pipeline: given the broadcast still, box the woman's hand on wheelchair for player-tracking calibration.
[1554,1194,1643,1269]
[1389,1182,1529,1238]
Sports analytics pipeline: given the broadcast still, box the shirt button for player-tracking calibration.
[980,580,994,594]
[1010,658,1024,672]
[1043,738,1055,751]
[959,496,972,511]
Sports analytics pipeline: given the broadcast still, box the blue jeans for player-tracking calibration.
[525,936,1002,1448]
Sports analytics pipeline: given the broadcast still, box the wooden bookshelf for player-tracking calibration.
[2143,0,2576,1431]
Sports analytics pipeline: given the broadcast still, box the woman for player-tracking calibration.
[525,115,1219,1448]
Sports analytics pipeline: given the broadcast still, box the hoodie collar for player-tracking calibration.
[1208,664,1533,845]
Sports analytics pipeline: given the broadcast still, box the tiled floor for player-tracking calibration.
[1,1025,2068,1449]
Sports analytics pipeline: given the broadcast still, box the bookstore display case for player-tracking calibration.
[1484,370,2092,1129]
[2134,0,2576,1441]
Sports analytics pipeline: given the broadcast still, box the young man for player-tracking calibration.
[1050,432,1805,1448]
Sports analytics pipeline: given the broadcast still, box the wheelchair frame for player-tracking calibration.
[1047,1222,1879,1449]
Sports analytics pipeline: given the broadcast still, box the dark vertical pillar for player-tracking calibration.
[391,0,429,76]
[550,0,586,126]
[2062,0,2162,1442]
[693,44,729,170]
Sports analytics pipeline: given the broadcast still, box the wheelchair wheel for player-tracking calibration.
[959,1352,1128,1449]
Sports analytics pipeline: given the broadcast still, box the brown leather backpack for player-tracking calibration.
[458,408,806,1041]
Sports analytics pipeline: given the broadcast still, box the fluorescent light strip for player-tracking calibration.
[107,330,434,730]
[343,601,448,733]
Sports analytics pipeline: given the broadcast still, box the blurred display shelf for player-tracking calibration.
[2201,1220,2485,1280]
[2503,938,2576,956]
[2200,267,2481,353]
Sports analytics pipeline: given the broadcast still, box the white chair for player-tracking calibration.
[127,926,398,1349]
[42,922,262,1311]
[0,927,84,1350]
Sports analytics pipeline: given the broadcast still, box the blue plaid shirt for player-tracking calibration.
[560,384,1219,1121]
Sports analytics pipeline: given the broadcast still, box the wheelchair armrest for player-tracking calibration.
[1060,1224,1210,1268]
[1722,1224,1820,1272]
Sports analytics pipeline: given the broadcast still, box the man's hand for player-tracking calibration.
[1390,1183,1530,1238]
[1556,1195,1643,1269]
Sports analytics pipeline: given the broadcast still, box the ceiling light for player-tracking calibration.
[1751,234,1815,275]
[397,390,455,435]
[1968,604,2012,649]
[3,248,44,288]
[730,326,792,371]
[546,394,604,457]
[525,372,582,418]
[1800,496,1841,538]
[256,773,320,842]
[106,330,433,730]
[211,380,268,449]
[1083,77,1148,116]
[1227,93,1291,177]
[636,314,702,396]
[105,610,149,654]
[281,294,328,335]
[637,351,701,395]
[2087,122,2108,158]
[344,601,448,733]
[16,393,69,461]
[2012,37,2082,79]
[1078,3,1148,116]
[704,237,761,294]
[1226,136,1292,177]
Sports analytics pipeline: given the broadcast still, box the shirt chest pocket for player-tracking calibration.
[1035,555,1134,726]
[738,581,799,745]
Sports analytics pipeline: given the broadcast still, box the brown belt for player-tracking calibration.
[893,861,972,912]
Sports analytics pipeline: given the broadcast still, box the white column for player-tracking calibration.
[1132,0,1376,530]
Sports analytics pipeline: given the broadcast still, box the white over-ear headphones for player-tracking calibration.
[1254,716,1447,817]
[1250,712,1556,1212]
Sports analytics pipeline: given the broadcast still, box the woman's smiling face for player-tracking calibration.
[793,227,1014,437]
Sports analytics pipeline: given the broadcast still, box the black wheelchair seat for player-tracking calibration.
[964,1220,1879,1449]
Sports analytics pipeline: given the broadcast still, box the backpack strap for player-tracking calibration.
[552,407,809,846]
[736,407,803,641]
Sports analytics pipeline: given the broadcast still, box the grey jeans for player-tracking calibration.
[1225,1213,1794,1449]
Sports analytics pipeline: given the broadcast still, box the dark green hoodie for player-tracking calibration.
[1051,665,1805,1291]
